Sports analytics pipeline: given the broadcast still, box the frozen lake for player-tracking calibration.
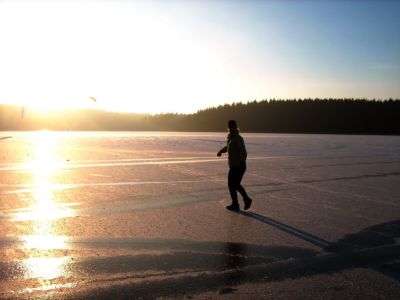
[1,131,400,298]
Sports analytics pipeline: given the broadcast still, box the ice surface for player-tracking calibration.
[0,131,399,298]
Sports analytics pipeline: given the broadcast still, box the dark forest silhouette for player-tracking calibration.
[1,99,399,134]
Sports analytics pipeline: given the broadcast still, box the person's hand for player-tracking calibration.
[217,151,222,157]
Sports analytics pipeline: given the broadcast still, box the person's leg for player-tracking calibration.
[228,166,240,208]
[236,164,252,210]
[237,185,248,199]
[236,164,249,199]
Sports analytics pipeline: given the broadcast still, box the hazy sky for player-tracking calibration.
[0,0,399,113]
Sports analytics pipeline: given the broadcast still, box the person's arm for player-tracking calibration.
[217,145,227,157]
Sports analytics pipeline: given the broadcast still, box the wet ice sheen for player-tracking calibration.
[0,131,399,298]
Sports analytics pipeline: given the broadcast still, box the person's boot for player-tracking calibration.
[226,203,240,211]
[244,197,252,210]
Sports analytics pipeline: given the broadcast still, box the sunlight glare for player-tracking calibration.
[0,1,233,113]
[15,131,74,283]
[15,131,73,221]
[21,235,69,250]
[23,256,71,280]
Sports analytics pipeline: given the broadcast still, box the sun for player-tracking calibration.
[21,98,96,112]
[23,100,63,112]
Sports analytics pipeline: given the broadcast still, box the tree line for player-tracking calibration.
[1,99,399,134]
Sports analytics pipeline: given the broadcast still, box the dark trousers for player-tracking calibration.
[228,163,249,205]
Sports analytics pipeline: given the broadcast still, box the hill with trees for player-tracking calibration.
[1,99,399,134]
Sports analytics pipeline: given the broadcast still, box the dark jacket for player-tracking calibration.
[227,130,247,167]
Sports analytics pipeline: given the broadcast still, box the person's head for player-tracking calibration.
[227,120,239,134]
[228,120,237,129]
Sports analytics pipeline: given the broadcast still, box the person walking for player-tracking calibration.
[217,120,252,211]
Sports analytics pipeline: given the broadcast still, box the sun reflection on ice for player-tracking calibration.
[23,256,71,280]
[15,131,75,286]
[19,234,74,285]
[24,130,66,176]
[21,235,69,250]
[14,131,74,221]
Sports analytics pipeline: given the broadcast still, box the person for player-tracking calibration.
[217,120,252,211]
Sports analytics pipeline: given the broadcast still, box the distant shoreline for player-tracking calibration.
[1,130,399,137]
[1,99,399,134]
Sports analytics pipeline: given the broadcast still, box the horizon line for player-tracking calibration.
[1,97,399,116]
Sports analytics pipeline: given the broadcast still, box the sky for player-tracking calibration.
[0,0,399,114]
